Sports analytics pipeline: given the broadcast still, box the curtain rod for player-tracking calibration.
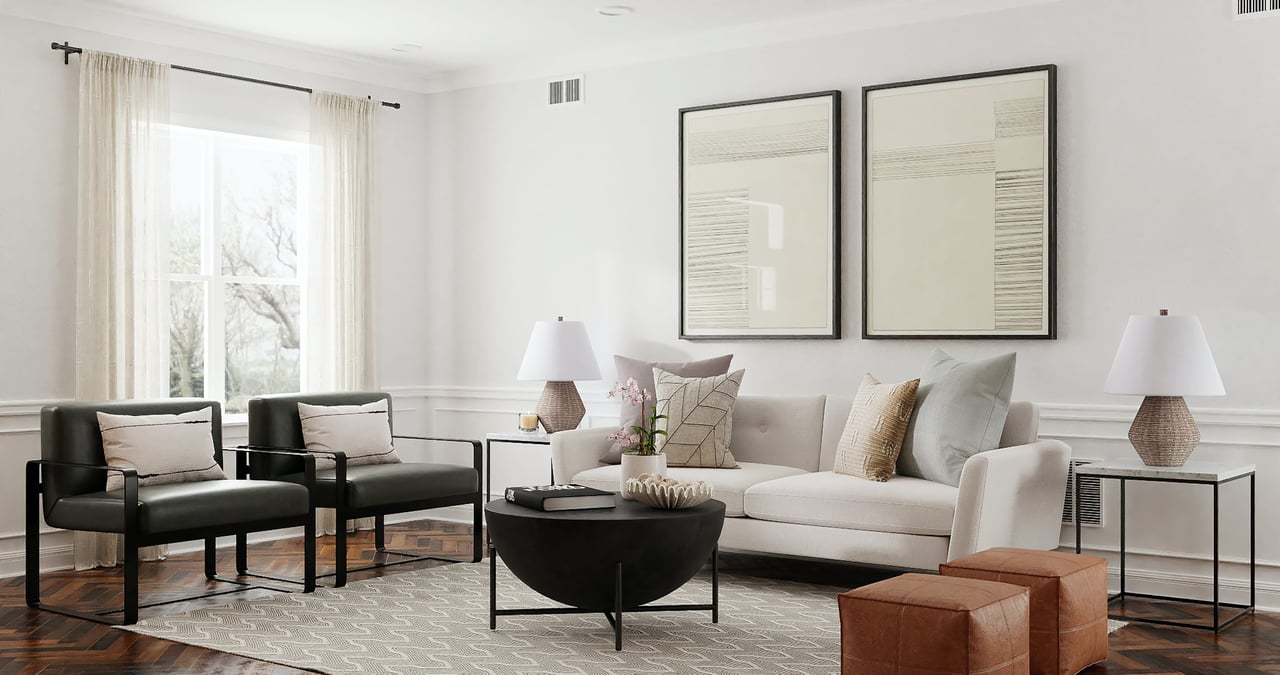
[50,41,402,110]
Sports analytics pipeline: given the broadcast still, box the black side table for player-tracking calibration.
[1074,458,1255,632]
[486,496,725,651]
[484,431,552,502]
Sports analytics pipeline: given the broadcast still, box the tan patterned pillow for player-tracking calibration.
[834,374,921,482]
[653,368,745,469]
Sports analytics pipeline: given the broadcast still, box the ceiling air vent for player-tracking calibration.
[547,74,584,106]
[1062,459,1103,527]
[1234,0,1280,19]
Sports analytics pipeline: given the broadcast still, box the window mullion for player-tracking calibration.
[206,136,227,405]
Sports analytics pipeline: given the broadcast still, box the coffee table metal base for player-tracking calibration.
[489,542,719,651]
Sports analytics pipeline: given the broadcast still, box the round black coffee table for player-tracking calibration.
[486,495,725,651]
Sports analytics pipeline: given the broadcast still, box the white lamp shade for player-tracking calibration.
[516,319,602,382]
[1104,313,1225,396]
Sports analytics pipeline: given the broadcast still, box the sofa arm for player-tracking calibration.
[551,428,613,484]
[948,439,1071,560]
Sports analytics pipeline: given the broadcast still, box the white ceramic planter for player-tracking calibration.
[619,453,667,498]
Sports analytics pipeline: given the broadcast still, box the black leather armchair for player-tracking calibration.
[247,392,483,587]
[28,399,317,625]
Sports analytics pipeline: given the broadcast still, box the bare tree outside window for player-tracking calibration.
[168,128,306,413]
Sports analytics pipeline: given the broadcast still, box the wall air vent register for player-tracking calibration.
[547,75,584,106]
[1062,459,1103,527]
[1234,0,1280,19]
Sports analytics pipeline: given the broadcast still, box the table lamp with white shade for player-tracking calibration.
[517,316,601,434]
[1103,309,1225,467]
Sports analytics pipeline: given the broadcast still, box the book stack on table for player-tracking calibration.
[504,484,615,511]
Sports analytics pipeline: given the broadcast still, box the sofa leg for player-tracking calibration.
[25,462,40,608]
[235,533,248,575]
[334,509,347,588]
[204,537,217,580]
[304,509,316,593]
[123,539,139,625]
[473,493,484,563]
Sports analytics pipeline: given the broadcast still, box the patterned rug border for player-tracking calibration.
[117,564,1131,674]
[118,562,852,674]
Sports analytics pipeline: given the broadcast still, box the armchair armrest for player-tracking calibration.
[550,428,613,485]
[393,435,483,475]
[222,446,318,487]
[948,439,1071,560]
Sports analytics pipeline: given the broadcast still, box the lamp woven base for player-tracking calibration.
[535,381,586,434]
[1129,395,1200,467]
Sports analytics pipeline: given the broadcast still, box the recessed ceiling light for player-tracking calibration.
[391,43,422,53]
[596,5,635,16]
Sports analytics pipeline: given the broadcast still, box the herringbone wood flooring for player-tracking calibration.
[3,521,1278,673]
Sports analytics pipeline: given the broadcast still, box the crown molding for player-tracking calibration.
[1,0,436,94]
[427,0,1067,92]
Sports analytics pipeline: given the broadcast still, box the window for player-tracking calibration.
[168,126,308,413]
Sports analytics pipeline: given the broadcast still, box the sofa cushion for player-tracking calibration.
[655,368,745,469]
[897,349,1016,487]
[572,461,806,517]
[834,374,920,482]
[604,354,733,463]
[731,395,826,472]
[743,471,958,536]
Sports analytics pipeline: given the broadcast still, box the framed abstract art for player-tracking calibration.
[679,91,841,340]
[863,65,1056,339]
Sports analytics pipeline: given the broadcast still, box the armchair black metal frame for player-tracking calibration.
[27,402,320,626]
[247,392,484,588]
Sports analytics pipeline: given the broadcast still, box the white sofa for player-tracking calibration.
[551,395,1070,571]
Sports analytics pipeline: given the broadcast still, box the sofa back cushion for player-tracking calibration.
[729,395,826,472]
[819,398,1039,472]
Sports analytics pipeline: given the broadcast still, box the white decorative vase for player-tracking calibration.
[619,453,667,498]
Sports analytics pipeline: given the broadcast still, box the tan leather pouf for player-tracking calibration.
[838,573,1030,674]
[941,548,1108,675]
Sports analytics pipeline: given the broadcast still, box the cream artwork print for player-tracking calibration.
[863,66,1055,339]
[680,91,840,339]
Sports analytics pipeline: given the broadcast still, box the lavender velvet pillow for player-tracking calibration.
[602,353,733,464]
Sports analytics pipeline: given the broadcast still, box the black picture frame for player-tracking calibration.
[679,90,841,340]
[862,65,1056,339]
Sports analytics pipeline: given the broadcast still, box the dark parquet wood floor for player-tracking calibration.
[3,520,1278,673]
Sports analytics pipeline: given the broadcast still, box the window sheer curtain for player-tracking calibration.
[307,91,379,534]
[74,51,172,569]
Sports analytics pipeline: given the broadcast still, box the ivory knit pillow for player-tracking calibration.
[833,374,921,482]
[97,407,225,490]
[298,399,401,471]
[654,368,745,469]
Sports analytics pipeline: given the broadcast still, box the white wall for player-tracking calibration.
[0,14,437,573]
[422,0,1280,608]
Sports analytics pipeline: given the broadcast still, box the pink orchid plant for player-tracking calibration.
[606,377,667,456]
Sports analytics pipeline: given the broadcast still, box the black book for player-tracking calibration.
[504,484,615,511]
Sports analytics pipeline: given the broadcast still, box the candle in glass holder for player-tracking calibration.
[518,412,539,432]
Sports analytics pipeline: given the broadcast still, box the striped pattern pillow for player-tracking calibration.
[298,399,400,471]
[834,374,921,482]
[654,368,745,469]
[97,407,226,490]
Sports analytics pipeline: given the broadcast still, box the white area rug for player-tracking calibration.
[120,563,1131,674]
[122,562,843,674]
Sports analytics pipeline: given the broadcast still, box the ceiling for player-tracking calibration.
[6,0,1061,90]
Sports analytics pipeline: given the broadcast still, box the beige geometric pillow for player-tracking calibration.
[97,407,226,490]
[298,399,401,471]
[834,374,921,482]
[653,368,745,469]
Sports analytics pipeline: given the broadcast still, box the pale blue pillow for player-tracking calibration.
[896,349,1017,486]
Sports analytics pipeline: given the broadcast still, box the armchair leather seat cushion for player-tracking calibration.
[281,463,479,510]
[47,480,309,535]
